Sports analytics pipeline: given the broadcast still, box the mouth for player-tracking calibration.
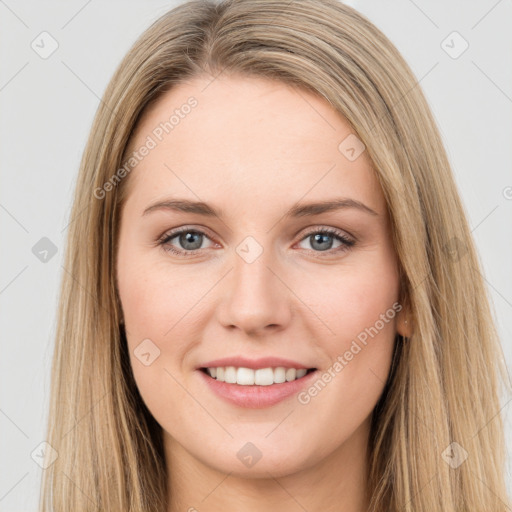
[197,365,319,408]
[199,366,317,385]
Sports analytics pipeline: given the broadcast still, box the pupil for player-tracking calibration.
[312,233,332,251]
[181,232,202,250]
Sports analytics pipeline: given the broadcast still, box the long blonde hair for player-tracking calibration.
[40,0,511,510]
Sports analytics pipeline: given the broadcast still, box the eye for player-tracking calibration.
[158,226,215,257]
[157,226,355,257]
[296,227,355,255]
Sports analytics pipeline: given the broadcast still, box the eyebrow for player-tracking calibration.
[142,197,378,218]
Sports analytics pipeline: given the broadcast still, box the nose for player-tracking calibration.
[216,248,291,336]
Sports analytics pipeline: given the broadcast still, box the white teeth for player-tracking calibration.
[285,368,296,381]
[237,367,254,385]
[224,366,237,384]
[274,367,286,383]
[206,366,312,385]
[255,368,274,386]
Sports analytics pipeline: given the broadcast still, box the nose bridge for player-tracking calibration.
[218,235,290,334]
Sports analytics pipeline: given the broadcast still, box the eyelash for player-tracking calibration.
[157,225,356,258]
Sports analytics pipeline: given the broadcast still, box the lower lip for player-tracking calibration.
[197,369,318,408]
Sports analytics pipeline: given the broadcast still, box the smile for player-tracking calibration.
[201,366,316,385]
[198,367,319,408]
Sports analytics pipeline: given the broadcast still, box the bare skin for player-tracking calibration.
[116,74,411,512]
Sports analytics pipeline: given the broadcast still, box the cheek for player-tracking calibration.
[295,250,400,412]
[117,254,200,427]
[117,244,203,342]
[117,246,210,396]
[304,252,399,344]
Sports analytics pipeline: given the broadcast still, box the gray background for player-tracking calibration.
[1,0,511,510]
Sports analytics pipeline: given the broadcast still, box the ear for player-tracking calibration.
[396,305,412,338]
[396,273,413,338]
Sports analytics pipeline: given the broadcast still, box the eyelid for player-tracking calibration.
[157,224,356,258]
[157,224,355,242]
[298,224,356,242]
[156,225,219,251]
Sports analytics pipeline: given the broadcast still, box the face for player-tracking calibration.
[116,74,408,478]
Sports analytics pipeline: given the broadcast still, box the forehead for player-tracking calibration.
[121,74,385,216]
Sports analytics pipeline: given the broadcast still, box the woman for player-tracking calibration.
[40,0,511,510]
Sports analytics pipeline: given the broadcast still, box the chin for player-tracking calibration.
[194,438,320,479]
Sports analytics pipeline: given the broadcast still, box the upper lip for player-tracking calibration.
[197,356,316,371]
